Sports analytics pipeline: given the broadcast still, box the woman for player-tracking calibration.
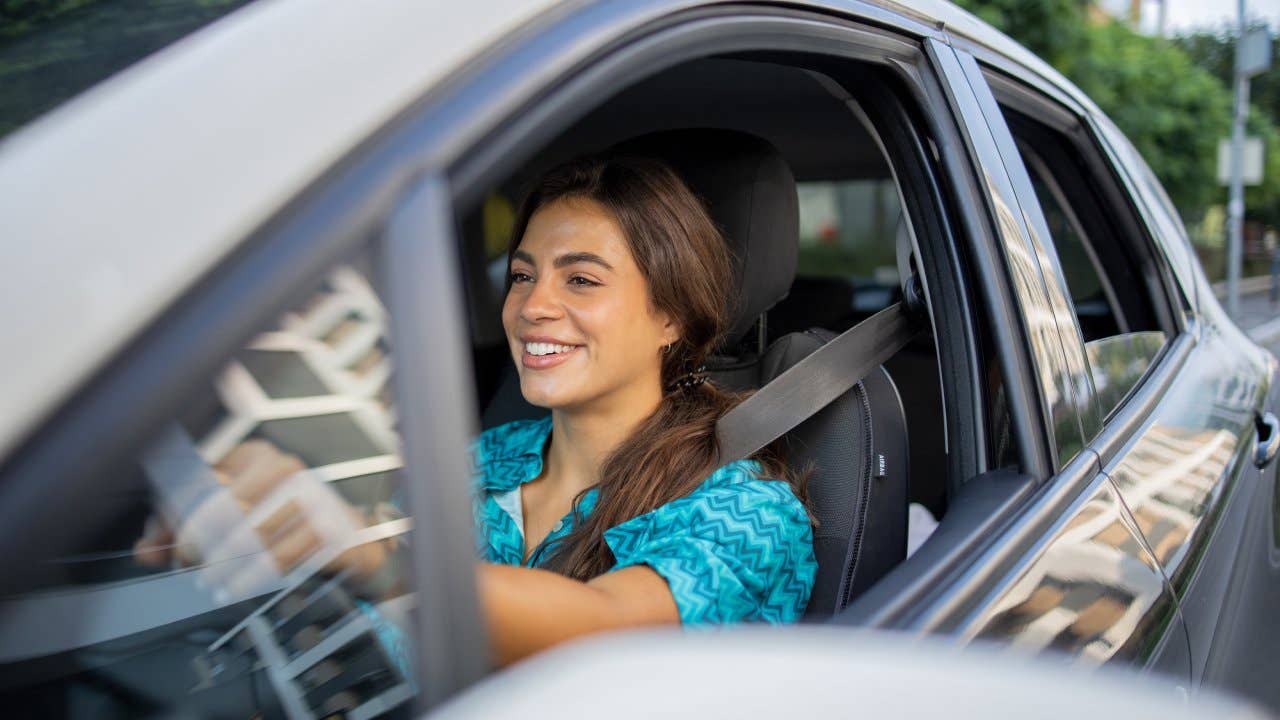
[475,153,815,663]
[135,153,816,667]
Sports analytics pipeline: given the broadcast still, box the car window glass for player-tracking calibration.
[1002,107,1169,424]
[1084,332,1167,418]
[1,0,252,139]
[0,257,417,718]
[780,179,905,334]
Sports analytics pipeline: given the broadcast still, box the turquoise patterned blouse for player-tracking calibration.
[473,416,816,624]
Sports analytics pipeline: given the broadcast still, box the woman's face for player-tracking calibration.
[502,197,679,413]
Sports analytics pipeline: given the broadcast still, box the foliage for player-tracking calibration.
[952,0,1090,68]
[1064,21,1234,221]
[1174,26,1280,227]
[956,1,1280,234]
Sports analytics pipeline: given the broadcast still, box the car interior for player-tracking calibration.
[459,54,955,617]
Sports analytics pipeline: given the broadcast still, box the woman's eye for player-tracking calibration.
[568,276,600,287]
[509,271,533,284]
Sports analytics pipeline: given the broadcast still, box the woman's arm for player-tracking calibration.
[478,563,679,666]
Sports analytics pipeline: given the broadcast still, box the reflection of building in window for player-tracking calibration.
[194,266,401,513]
[196,265,414,718]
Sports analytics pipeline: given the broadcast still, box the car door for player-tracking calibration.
[1083,118,1280,708]
[961,52,1280,708]
[894,41,1193,683]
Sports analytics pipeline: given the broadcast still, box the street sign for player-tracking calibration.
[1218,137,1265,185]
[1237,27,1272,78]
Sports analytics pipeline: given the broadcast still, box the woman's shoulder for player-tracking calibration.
[688,458,805,514]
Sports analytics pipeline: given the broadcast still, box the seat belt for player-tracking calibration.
[715,300,923,466]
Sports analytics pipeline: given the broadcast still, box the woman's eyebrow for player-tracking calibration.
[553,251,614,271]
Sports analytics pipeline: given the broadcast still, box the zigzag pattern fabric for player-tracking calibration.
[472,417,816,623]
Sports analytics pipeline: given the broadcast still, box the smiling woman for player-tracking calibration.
[472,154,816,663]
[119,152,817,673]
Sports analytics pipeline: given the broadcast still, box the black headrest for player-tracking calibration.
[608,129,799,343]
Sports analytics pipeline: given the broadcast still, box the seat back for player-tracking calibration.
[754,330,909,617]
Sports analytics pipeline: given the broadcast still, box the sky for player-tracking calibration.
[1146,0,1280,35]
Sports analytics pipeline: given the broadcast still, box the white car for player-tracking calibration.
[1,0,1278,717]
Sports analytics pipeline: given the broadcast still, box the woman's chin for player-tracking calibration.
[517,382,577,411]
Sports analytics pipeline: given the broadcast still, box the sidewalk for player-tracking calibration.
[1212,277,1280,345]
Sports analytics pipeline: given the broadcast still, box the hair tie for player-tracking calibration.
[666,365,708,392]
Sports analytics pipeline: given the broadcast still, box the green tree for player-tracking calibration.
[1175,26,1280,228]
[1065,21,1234,222]
[952,0,1090,68]
[955,1,1280,233]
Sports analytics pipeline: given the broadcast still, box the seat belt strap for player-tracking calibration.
[714,301,922,466]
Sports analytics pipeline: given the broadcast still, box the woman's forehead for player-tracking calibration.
[516,199,633,267]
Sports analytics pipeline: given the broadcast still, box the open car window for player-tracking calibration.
[0,255,418,718]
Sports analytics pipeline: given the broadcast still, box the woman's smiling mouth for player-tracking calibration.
[520,339,581,369]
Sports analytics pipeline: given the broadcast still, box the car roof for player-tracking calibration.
[0,0,1091,457]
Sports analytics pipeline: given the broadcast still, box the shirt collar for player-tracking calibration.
[475,415,553,493]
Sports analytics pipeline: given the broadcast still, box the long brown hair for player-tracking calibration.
[507,153,803,581]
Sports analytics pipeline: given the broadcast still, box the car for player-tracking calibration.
[1,0,1278,717]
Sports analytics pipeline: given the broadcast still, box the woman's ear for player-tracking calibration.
[659,315,681,349]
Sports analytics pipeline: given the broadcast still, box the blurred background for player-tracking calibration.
[954,0,1280,285]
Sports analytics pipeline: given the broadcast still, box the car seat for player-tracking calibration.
[482,128,909,617]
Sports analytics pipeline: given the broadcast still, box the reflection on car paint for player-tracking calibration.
[1022,214,1104,443]
[965,475,1177,666]
[1101,326,1262,599]
[1107,425,1236,578]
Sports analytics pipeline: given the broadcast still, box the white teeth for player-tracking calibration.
[525,342,574,356]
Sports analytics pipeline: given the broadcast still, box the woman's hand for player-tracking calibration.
[134,439,388,599]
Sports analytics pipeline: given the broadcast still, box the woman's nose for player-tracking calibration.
[519,278,563,322]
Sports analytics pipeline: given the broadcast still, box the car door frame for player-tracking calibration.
[859,39,1192,682]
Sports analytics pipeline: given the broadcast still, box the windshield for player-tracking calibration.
[0,0,252,139]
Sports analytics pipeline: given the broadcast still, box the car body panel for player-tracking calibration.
[957,471,1187,676]
[0,0,1126,466]
[1098,313,1275,689]
[434,629,1257,720]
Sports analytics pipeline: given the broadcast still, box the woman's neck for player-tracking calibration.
[544,385,663,497]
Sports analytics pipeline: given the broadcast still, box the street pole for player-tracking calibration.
[1227,0,1249,319]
